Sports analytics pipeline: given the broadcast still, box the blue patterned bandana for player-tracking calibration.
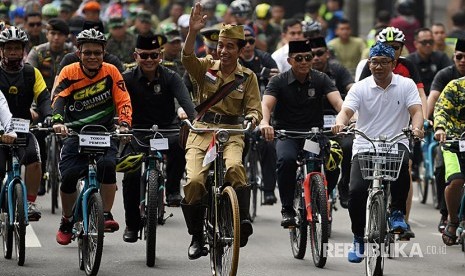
[369,41,395,60]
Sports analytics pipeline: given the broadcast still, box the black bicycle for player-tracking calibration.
[244,128,263,222]
[184,119,252,276]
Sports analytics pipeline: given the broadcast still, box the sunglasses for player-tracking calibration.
[455,53,465,61]
[81,50,104,57]
[28,22,42,27]
[245,38,255,45]
[312,49,326,57]
[291,54,313,62]
[418,39,434,46]
[136,52,160,60]
[369,59,392,67]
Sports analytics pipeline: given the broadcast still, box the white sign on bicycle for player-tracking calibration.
[459,141,465,152]
[150,138,169,151]
[373,142,398,154]
[11,118,30,133]
[79,134,111,147]
[304,140,320,154]
[323,115,336,129]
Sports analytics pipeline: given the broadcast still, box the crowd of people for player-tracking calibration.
[0,0,464,266]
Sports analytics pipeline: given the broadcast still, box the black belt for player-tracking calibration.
[199,112,240,125]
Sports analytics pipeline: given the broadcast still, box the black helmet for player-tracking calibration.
[397,0,415,16]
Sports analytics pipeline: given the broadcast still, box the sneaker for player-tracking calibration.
[37,178,46,196]
[56,216,73,245]
[166,193,182,207]
[28,201,42,221]
[399,223,415,240]
[348,235,364,263]
[104,212,119,232]
[389,210,408,233]
[263,193,277,205]
[280,208,296,228]
[438,215,447,233]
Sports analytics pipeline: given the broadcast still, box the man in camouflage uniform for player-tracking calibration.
[105,16,137,65]
[160,23,185,77]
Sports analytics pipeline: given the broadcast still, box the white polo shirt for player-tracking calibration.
[343,73,421,156]
[271,44,291,73]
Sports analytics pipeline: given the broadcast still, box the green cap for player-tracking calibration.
[160,23,182,43]
[108,16,125,29]
[219,24,244,40]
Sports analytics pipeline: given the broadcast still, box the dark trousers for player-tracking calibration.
[349,144,410,237]
[257,139,277,194]
[276,138,302,208]
[122,134,185,229]
[337,135,354,199]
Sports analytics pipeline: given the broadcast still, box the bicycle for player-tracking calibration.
[63,124,128,276]
[183,119,252,276]
[244,128,263,222]
[341,127,412,276]
[417,125,438,207]
[440,133,465,252]
[0,131,28,266]
[117,125,177,267]
[44,130,62,214]
[275,127,333,268]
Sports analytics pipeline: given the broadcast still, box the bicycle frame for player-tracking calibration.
[422,131,438,181]
[0,144,29,226]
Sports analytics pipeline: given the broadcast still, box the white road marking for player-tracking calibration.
[26,225,41,247]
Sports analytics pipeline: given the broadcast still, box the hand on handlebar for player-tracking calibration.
[434,128,446,143]
[1,132,17,144]
[331,123,347,135]
[53,123,68,137]
[259,121,274,142]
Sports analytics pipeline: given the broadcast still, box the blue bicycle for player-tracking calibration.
[66,125,127,276]
[0,134,28,266]
[418,127,438,206]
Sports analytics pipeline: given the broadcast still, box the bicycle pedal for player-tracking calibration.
[201,247,208,256]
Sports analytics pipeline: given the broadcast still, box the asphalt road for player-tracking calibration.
[1,175,464,276]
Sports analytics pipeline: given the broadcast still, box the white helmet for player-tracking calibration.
[377,27,405,44]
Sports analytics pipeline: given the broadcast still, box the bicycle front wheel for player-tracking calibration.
[83,193,104,276]
[47,135,60,214]
[417,167,429,204]
[146,170,158,267]
[2,190,13,259]
[13,183,26,266]
[365,193,386,276]
[309,174,328,268]
[290,172,307,259]
[211,186,240,276]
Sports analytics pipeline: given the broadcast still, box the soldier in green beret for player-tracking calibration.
[181,2,262,260]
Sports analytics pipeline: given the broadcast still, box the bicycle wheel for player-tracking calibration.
[13,182,26,266]
[365,193,385,276]
[146,170,158,267]
[82,193,104,276]
[211,186,240,276]
[309,174,328,268]
[246,150,258,222]
[2,190,13,259]
[290,171,307,259]
[157,174,165,226]
[417,165,428,204]
[430,177,439,209]
[46,134,60,214]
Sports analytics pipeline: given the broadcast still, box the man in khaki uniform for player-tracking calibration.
[181,3,262,260]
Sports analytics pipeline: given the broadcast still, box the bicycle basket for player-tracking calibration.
[357,149,405,181]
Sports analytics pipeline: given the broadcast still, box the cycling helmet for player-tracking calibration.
[229,0,252,17]
[325,140,343,171]
[116,153,144,173]
[0,21,5,32]
[302,20,322,34]
[76,28,107,46]
[0,26,29,45]
[254,3,271,20]
[42,3,59,18]
[377,27,405,44]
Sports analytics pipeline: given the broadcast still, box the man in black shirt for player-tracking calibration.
[309,36,354,208]
[260,40,343,227]
[121,34,195,242]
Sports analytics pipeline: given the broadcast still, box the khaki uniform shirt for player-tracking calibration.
[181,52,263,150]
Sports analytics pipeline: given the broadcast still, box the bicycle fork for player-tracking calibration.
[303,172,329,223]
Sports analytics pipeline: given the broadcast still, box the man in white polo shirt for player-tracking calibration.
[332,41,424,263]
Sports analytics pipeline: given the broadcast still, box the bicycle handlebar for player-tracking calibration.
[182,119,252,134]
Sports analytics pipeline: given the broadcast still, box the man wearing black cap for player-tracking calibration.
[181,3,262,259]
[120,34,195,242]
[427,38,465,233]
[309,36,354,209]
[260,39,343,228]
[56,20,125,75]
[27,19,76,90]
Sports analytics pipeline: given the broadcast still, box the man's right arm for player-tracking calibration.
[260,94,277,142]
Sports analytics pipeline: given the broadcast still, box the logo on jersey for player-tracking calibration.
[74,79,107,100]
[117,80,127,92]
[308,88,315,97]
[8,86,18,95]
